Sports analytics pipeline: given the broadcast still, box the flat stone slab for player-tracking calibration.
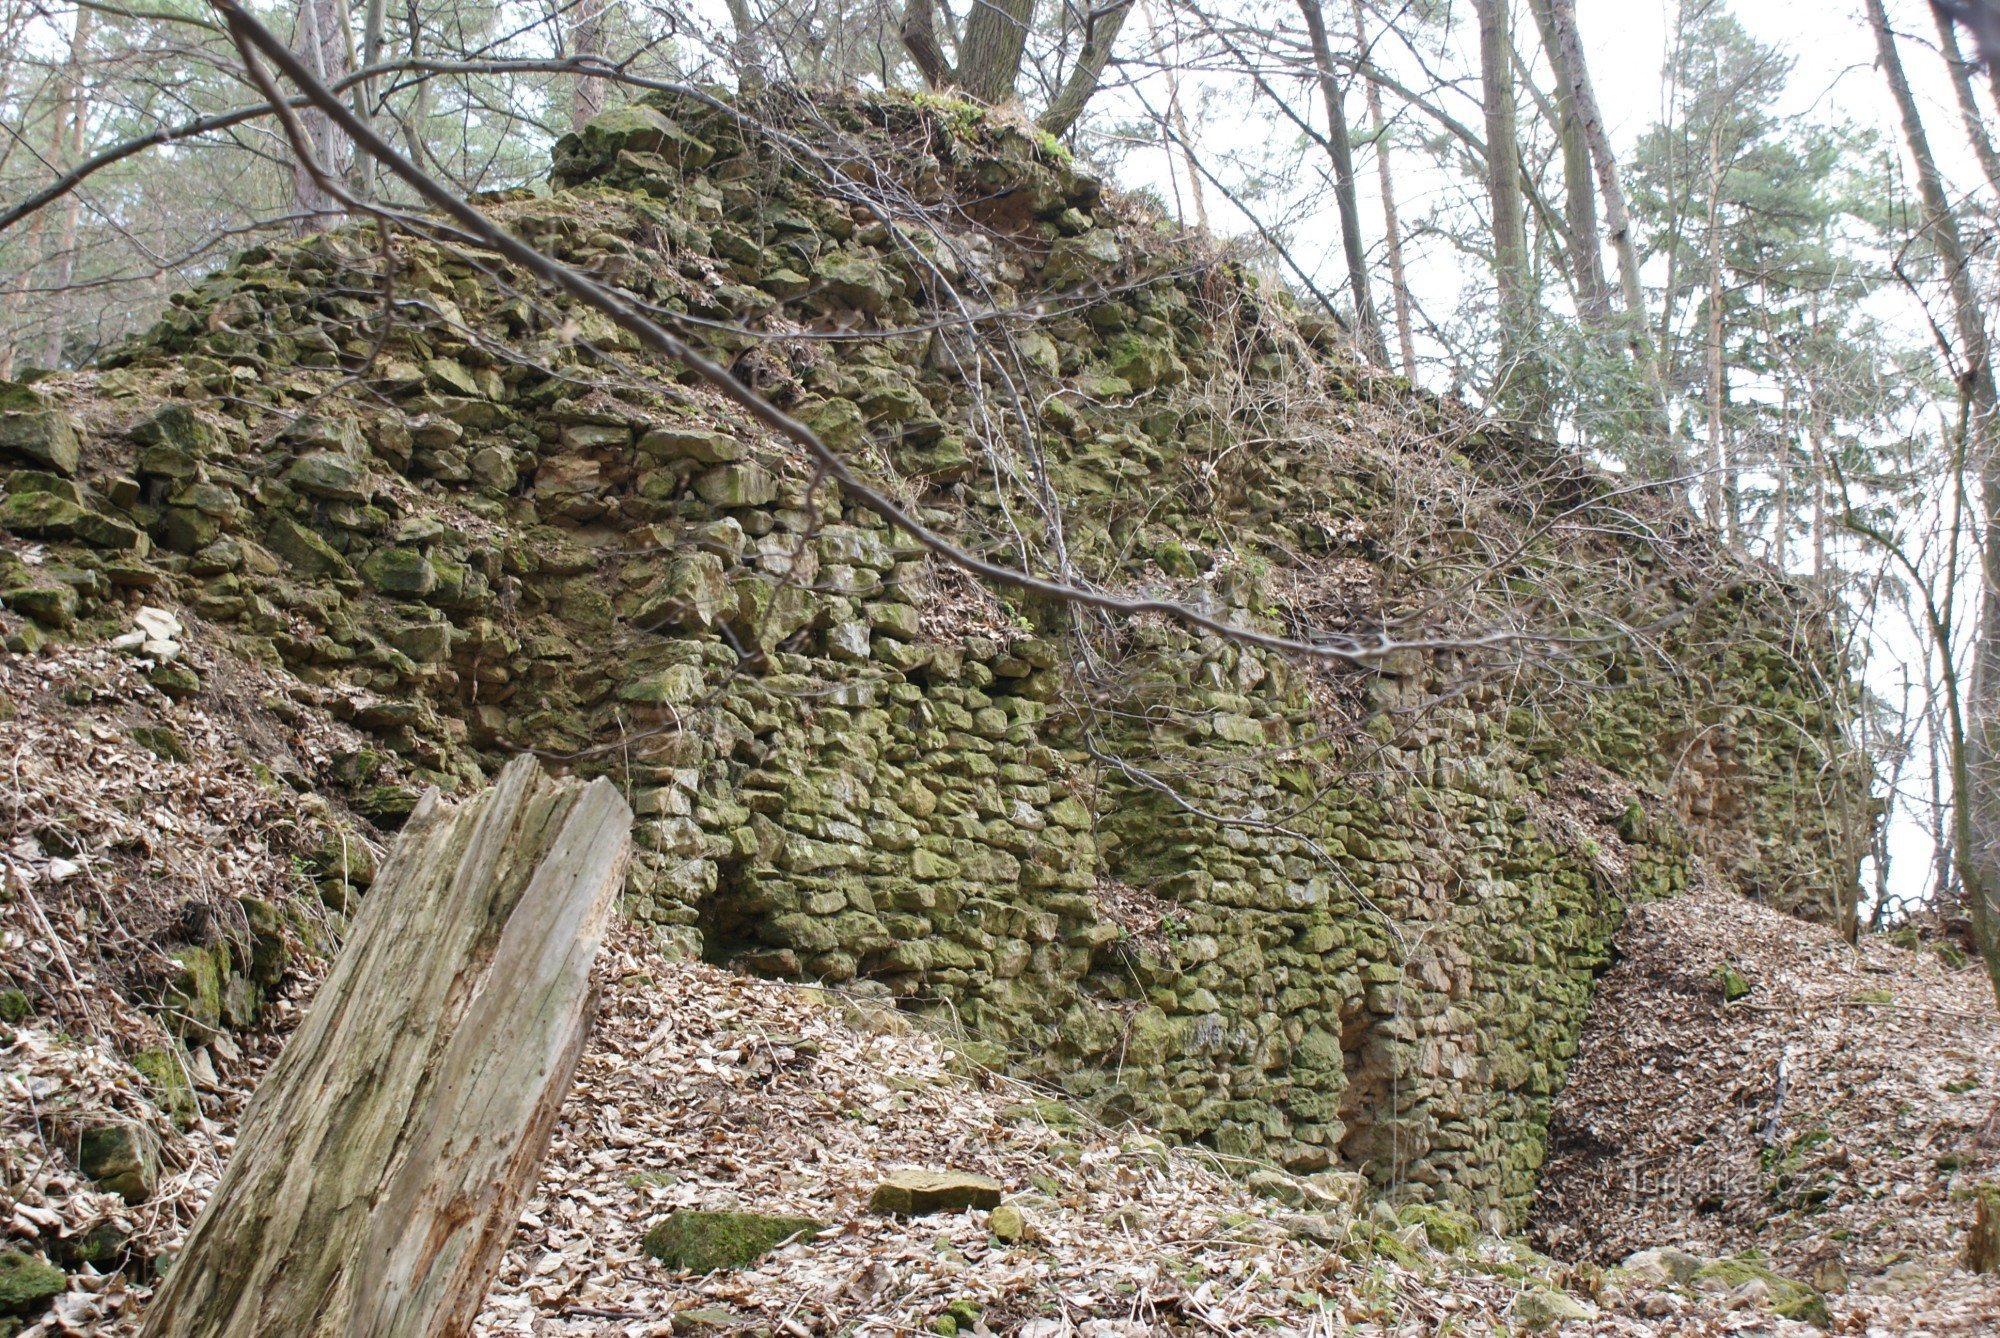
[868,1169,1004,1215]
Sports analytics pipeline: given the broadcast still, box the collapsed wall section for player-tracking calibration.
[0,91,1869,1224]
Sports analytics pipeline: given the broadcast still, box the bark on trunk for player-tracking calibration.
[1867,0,2000,1011]
[1528,0,1606,321]
[569,0,610,132]
[1542,0,1674,464]
[1703,121,1728,534]
[1349,0,1414,376]
[44,4,91,366]
[1473,0,1529,393]
[355,0,386,197]
[137,757,633,1338]
[1936,13,2000,207]
[899,0,949,89]
[291,0,352,229]
[1038,0,1132,138]
[1298,0,1385,364]
[725,0,767,91]
[957,0,1036,105]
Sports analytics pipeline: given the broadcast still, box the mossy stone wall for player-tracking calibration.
[0,91,1869,1226]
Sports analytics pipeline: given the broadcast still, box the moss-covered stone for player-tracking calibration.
[130,1046,198,1128]
[1513,1285,1595,1330]
[640,1210,823,1272]
[0,381,80,475]
[0,1250,64,1318]
[1691,1256,1829,1328]
[266,514,351,578]
[284,452,372,502]
[361,548,438,598]
[1,580,77,627]
[76,1121,160,1203]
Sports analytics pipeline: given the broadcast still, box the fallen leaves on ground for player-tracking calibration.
[1534,881,2000,1334]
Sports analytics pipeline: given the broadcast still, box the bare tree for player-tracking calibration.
[1039,1,1133,137]
[1348,0,1413,375]
[1298,0,1385,363]
[1865,0,2000,1013]
[1473,0,1529,398]
[291,0,352,227]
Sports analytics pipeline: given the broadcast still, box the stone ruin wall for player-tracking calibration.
[0,91,1872,1226]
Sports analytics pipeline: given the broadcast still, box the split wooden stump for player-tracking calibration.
[140,756,633,1338]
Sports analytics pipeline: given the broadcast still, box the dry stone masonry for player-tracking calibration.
[0,90,1871,1227]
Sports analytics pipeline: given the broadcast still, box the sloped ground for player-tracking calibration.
[471,927,1820,1337]
[1532,882,2000,1333]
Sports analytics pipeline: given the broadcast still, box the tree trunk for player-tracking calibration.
[1968,1182,2000,1272]
[957,0,1035,105]
[43,3,91,367]
[1473,0,1529,397]
[354,0,387,198]
[137,757,633,1338]
[569,0,610,132]
[1038,0,1132,138]
[1348,0,1412,375]
[1542,0,1673,462]
[725,0,767,92]
[291,0,352,229]
[1936,15,2000,207]
[1528,0,1606,321]
[1703,120,1728,533]
[1298,0,1385,364]
[1866,0,2000,1011]
[1146,1,1208,231]
[899,0,950,89]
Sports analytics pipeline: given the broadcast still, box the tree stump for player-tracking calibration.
[139,756,632,1338]
[1967,1181,2000,1275]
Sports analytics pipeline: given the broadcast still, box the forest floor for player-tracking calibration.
[1533,883,2000,1335]
[2,637,1997,1335]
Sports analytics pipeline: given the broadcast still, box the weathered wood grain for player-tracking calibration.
[138,756,632,1338]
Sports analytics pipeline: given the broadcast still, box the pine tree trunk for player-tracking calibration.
[137,757,633,1338]
[1867,0,2000,1013]
[354,0,387,198]
[899,0,950,89]
[44,5,91,366]
[1935,16,2000,206]
[1541,0,1673,463]
[1703,146,1727,534]
[725,0,767,91]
